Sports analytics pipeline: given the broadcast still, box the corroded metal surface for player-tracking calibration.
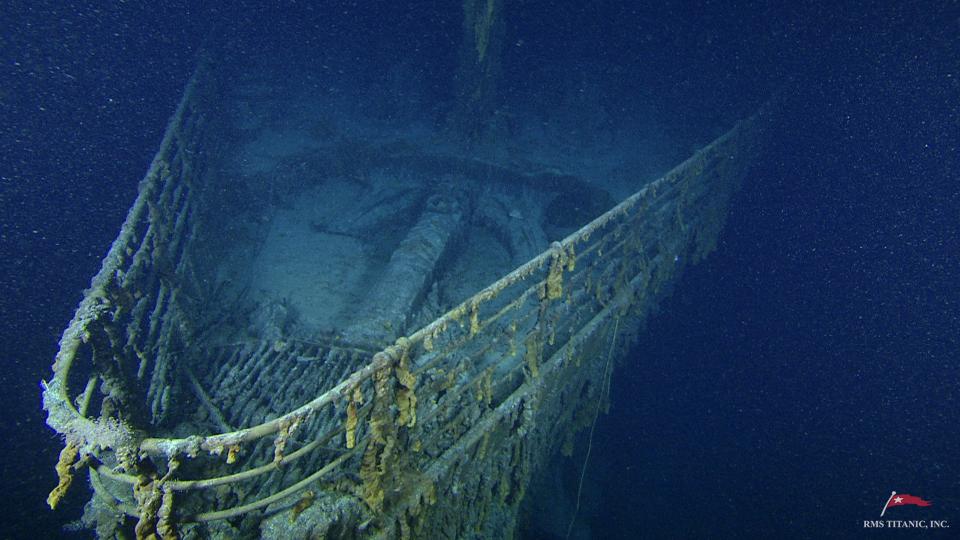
[42,57,768,538]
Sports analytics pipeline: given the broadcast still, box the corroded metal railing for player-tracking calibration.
[42,56,767,538]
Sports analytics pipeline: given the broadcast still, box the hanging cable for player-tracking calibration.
[566,316,620,539]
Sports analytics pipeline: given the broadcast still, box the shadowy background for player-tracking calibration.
[2,2,956,538]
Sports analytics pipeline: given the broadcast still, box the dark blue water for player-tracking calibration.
[579,72,959,538]
[3,2,956,538]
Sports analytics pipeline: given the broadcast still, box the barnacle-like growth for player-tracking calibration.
[47,441,79,510]
[396,342,417,428]
[469,301,480,337]
[524,333,541,379]
[273,415,303,465]
[133,476,162,540]
[156,488,177,540]
[345,386,363,449]
[544,243,568,301]
[359,365,398,512]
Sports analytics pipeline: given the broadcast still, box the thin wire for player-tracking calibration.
[565,316,620,540]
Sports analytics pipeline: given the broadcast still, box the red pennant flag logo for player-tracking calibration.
[880,491,932,517]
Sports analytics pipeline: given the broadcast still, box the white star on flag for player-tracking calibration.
[881,491,932,517]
